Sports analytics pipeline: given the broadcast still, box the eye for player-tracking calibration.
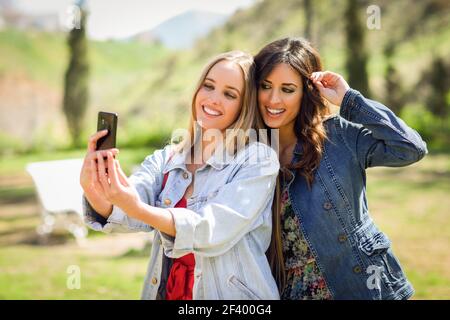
[225,91,237,99]
[203,83,214,90]
[282,87,295,93]
[260,82,271,90]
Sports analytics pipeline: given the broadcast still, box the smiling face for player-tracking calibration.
[194,60,244,132]
[258,63,303,130]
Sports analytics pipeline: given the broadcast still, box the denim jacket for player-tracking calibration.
[288,89,427,300]
[83,141,280,300]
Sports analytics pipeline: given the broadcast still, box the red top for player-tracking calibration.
[161,173,195,300]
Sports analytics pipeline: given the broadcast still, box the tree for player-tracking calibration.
[383,42,405,115]
[63,0,89,148]
[427,56,449,118]
[344,0,371,97]
[304,0,313,40]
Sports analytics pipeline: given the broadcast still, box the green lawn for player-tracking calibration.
[0,245,149,299]
[0,147,155,176]
[0,150,449,299]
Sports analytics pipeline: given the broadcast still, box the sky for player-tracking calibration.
[14,0,258,40]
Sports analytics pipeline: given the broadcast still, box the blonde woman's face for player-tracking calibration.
[258,63,303,129]
[195,60,244,131]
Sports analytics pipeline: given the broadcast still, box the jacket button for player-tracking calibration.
[164,199,172,205]
[151,277,158,285]
[323,202,332,210]
[338,234,348,243]
[183,172,189,179]
[353,266,362,274]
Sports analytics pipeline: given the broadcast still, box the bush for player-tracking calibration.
[119,118,173,149]
[401,103,450,152]
[0,133,26,156]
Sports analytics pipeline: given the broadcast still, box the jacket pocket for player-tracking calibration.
[227,275,262,300]
[357,228,404,288]
[359,231,391,256]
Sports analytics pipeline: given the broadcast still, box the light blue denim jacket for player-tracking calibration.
[288,89,427,300]
[83,141,280,300]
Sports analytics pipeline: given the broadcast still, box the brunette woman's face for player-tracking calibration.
[258,63,303,129]
[195,60,244,132]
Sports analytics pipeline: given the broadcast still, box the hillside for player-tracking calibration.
[195,0,450,93]
[146,10,228,49]
[0,0,449,153]
[128,0,450,146]
[0,29,170,152]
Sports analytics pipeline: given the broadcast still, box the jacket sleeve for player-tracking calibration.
[83,146,171,233]
[159,143,279,258]
[338,88,428,169]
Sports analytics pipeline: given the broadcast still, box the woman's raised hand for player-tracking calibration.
[310,71,350,107]
[94,150,141,217]
[80,130,119,216]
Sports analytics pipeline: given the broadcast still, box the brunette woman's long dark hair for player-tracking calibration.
[255,37,330,293]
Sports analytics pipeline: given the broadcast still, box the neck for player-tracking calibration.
[191,128,221,165]
[278,122,297,154]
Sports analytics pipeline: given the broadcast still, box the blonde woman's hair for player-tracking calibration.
[174,51,265,157]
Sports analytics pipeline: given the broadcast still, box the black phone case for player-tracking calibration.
[96,111,118,150]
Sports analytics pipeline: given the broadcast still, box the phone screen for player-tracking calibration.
[96,111,118,151]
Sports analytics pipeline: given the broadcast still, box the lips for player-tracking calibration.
[265,106,286,116]
[202,105,223,117]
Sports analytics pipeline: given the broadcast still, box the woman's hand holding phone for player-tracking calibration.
[95,150,142,218]
[80,129,119,218]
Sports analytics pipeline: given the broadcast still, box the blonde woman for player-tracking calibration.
[80,51,280,300]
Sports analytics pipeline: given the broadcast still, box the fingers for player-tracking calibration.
[313,80,325,91]
[90,158,105,194]
[310,72,325,88]
[87,129,108,152]
[85,148,119,163]
[115,161,129,186]
[310,71,339,86]
[97,152,110,192]
[107,152,120,188]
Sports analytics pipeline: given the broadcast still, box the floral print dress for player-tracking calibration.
[280,167,332,300]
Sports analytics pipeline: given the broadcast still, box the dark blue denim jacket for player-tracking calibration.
[288,89,427,300]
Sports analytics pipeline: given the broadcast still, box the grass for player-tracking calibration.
[0,245,149,299]
[0,150,449,299]
[0,147,155,176]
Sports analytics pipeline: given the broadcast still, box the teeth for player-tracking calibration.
[203,106,221,116]
[267,107,285,115]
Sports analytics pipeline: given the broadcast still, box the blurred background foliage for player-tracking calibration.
[0,0,448,154]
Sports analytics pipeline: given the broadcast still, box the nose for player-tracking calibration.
[208,90,221,107]
[269,89,282,105]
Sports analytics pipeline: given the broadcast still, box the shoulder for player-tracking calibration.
[323,114,364,139]
[241,141,279,162]
[322,114,364,161]
[142,144,174,167]
[233,141,280,175]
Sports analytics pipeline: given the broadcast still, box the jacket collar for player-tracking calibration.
[164,126,232,174]
[164,146,231,173]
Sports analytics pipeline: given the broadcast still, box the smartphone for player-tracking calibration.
[96,111,118,151]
